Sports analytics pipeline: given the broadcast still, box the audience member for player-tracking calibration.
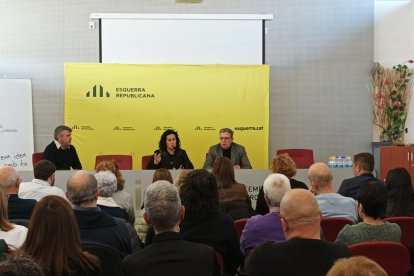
[203,128,252,169]
[95,160,135,224]
[174,169,192,191]
[338,152,377,199]
[43,125,82,170]
[385,167,414,217]
[0,185,27,250]
[16,196,100,276]
[135,168,174,242]
[336,181,401,246]
[0,165,36,220]
[123,181,220,276]
[19,160,66,201]
[66,170,135,255]
[179,169,242,275]
[146,129,194,169]
[327,256,387,276]
[256,153,308,215]
[240,173,290,255]
[245,189,351,276]
[95,171,129,222]
[212,157,253,220]
[308,162,358,223]
[0,255,45,276]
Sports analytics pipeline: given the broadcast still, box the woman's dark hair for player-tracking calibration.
[152,168,173,183]
[179,169,219,221]
[158,129,181,152]
[16,196,98,276]
[357,181,387,219]
[212,156,236,189]
[385,167,413,216]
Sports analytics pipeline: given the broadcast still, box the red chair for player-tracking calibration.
[234,218,249,241]
[320,217,353,242]
[214,251,224,276]
[349,241,410,276]
[32,152,44,167]
[276,149,314,169]
[141,155,153,169]
[384,216,414,247]
[95,155,133,170]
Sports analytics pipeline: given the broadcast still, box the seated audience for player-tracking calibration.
[240,173,290,255]
[0,185,27,250]
[308,163,358,223]
[0,255,45,276]
[179,169,242,275]
[256,153,308,215]
[146,129,194,170]
[66,170,137,255]
[203,128,252,169]
[123,181,220,276]
[135,168,174,242]
[16,196,100,276]
[0,165,36,220]
[95,160,135,224]
[212,156,253,220]
[327,256,387,276]
[336,181,401,246]
[95,171,129,222]
[338,152,378,199]
[245,189,351,276]
[19,160,66,201]
[175,169,192,191]
[384,167,414,217]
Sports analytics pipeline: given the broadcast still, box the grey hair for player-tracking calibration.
[219,128,234,138]
[54,125,72,140]
[66,170,97,206]
[144,180,181,232]
[0,166,18,187]
[0,255,45,276]
[263,173,291,207]
[94,171,117,197]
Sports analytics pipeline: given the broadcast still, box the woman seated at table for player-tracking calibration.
[146,129,194,170]
[335,181,401,246]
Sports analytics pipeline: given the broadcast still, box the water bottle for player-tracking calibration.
[346,156,353,167]
[328,156,336,168]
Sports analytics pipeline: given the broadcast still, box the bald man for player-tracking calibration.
[0,166,36,220]
[308,163,358,223]
[245,189,351,276]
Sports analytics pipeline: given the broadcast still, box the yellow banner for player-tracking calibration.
[65,64,269,169]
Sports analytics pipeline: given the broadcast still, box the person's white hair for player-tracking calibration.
[0,166,18,187]
[94,171,117,197]
[263,173,291,207]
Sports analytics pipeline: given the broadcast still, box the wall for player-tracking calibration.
[0,0,374,166]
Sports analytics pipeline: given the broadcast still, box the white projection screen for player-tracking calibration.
[92,14,273,65]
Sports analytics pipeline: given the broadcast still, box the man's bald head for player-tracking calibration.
[281,189,321,227]
[66,170,97,206]
[0,166,19,187]
[308,162,333,194]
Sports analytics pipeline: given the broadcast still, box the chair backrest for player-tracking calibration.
[320,217,353,242]
[95,155,133,170]
[214,251,224,276]
[349,241,410,276]
[141,155,153,170]
[32,152,44,167]
[276,149,314,169]
[234,218,249,241]
[81,241,125,276]
[384,216,414,247]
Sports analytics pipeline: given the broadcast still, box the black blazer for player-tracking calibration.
[123,231,220,276]
[8,195,36,220]
[337,173,378,199]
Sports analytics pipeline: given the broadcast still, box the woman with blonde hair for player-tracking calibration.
[212,156,253,220]
[175,169,192,191]
[0,185,27,250]
[256,153,308,215]
[16,196,101,276]
[327,256,387,276]
[95,160,135,224]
